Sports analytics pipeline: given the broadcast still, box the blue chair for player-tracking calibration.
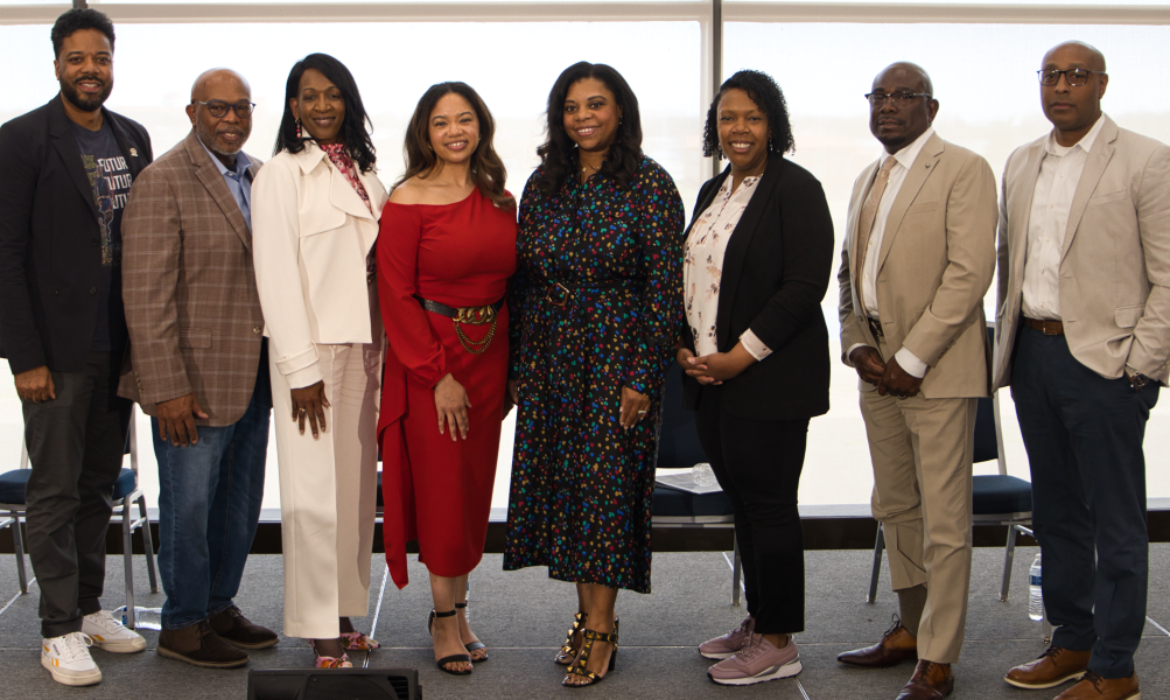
[0,416,159,626]
[867,325,1034,604]
[652,362,743,605]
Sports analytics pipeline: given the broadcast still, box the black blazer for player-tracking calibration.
[681,153,834,421]
[0,97,153,374]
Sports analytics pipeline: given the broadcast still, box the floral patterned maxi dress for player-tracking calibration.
[504,157,685,593]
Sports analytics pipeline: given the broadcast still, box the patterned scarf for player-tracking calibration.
[320,142,372,215]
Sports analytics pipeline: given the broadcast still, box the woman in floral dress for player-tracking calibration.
[504,61,685,688]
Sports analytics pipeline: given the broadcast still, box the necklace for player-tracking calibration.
[580,161,600,174]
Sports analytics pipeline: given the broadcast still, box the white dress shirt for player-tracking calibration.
[683,175,770,360]
[1021,115,1106,321]
[850,127,935,378]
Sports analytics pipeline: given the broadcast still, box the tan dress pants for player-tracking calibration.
[860,349,976,664]
[270,341,380,639]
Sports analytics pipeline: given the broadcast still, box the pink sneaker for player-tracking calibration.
[698,616,754,659]
[708,633,801,686]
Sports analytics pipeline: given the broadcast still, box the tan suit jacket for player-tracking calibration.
[994,115,1170,389]
[118,131,264,427]
[252,143,388,389]
[838,133,998,398]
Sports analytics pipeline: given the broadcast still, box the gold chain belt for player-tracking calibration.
[416,296,503,355]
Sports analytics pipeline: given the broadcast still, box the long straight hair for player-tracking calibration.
[395,82,513,210]
[273,53,377,173]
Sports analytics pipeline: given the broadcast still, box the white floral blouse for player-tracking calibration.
[683,175,771,359]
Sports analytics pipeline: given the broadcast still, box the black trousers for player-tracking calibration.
[22,352,132,638]
[693,386,808,635]
[1011,325,1158,678]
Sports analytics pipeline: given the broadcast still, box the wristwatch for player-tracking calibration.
[1127,368,1150,390]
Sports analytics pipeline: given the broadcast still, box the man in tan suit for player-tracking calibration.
[120,69,276,668]
[995,42,1170,700]
[836,62,997,700]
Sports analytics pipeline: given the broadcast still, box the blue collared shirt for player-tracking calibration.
[198,135,253,230]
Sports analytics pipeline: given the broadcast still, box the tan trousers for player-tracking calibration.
[860,373,976,664]
[271,342,380,639]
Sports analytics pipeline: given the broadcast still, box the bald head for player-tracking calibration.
[1042,41,1106,72]
[186,68,253,166]
[869,61,939,154]
[1039,41,1108,146]
[191,68,251,103]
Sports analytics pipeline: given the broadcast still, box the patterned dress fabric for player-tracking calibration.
[504,157,685,593]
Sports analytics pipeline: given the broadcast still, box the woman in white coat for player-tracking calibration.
[252,53,386,668]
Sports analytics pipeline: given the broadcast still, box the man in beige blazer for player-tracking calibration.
[836,62,997,700]
[995,42,1170,700]
[120,69,277,668]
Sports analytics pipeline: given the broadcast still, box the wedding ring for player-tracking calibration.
[637,410,648,414]
[300,408,307,413]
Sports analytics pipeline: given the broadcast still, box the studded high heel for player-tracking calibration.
[562,625,619,687]
[555,611,589,665]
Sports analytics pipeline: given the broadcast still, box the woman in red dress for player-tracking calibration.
[376,82,516,675]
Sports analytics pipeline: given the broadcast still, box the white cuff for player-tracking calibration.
[895,347,928,379]
[739,329,772,361]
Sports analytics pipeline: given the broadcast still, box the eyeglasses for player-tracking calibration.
[865,92,932,107]
[191,100,256,118]
[1037,68,1104,87]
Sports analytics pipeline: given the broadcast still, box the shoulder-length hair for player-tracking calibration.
[394,82,513,210]
[703,69,795,159]
[533,61,643,195]
[273,53,377,173]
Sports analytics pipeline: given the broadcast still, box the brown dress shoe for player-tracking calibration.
[1054,671,1140,700]
[838,618,918,668]
[1005,646,1091,689]
[209,606,279,650]
[158,620,250,668]
[896,660,954,700]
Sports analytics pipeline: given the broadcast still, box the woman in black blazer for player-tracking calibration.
[678,70,833,686]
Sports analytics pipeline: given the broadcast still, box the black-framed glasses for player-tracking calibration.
[1037,68,1104,87]
[865,91,932,107]
[191,100,256,118]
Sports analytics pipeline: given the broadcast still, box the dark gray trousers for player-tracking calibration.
[22,352,132,638]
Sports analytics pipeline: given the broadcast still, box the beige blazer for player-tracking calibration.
[838,133,998,399]
[118,131,264,426]
[994,115,1170,389]
[252,142,388,389]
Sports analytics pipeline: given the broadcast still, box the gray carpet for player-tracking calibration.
[2,545,1169,699]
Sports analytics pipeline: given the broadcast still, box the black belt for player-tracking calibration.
[541,279,634,307]
[867,316,885,339]
[415,296,503,325]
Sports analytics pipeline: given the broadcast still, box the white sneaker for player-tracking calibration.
[82,610,147,653]
[41,632,103,686]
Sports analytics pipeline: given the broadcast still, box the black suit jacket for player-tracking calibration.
[681,153,834,421]
[0,97,153,375]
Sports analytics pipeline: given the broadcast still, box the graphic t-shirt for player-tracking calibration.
[74,120,132,352]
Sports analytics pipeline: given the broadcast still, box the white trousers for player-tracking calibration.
[270,341,380,639]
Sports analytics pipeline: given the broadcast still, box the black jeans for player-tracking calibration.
[22,352,132,638]
[1011,325,1158,678]
[693,386,808,635]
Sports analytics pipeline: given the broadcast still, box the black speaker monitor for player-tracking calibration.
[247,668,421,700]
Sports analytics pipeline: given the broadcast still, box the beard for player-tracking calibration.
[59,74,112,113]
[195,118,248,157]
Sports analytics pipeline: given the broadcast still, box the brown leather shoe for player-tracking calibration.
[158,620,249,668]
[838,617,918,668]
[209,606,279,650]
[1005,646,1091,689]
[1054,671,1140,700]
[896,660,954,700]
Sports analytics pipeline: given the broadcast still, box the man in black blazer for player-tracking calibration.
[0,9,152,687]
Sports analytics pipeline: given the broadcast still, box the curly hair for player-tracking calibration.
[274,53,377,173]
[394,82,514,210]
[533,61,643,195]
[702,69,795,159]
[51,8,115,58]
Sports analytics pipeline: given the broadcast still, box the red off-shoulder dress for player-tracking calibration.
[376,188,517,588]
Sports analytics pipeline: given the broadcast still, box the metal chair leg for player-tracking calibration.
[1000,523,1019,602]
[138,495,158,593]
[867,524,885,604]
[731,534,743,606]
[122,501,136,630]
[12,515,29,595]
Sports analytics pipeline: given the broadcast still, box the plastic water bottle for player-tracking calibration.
[1028,553,1044,622]
[112,605,163,631]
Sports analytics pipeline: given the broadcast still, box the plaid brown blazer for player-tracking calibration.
[118,131,266,426]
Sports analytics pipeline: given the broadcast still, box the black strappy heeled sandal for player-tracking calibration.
[454,602,488,662]
[555,611,589,665]
[562,626,619,688]
[427,609,472,675]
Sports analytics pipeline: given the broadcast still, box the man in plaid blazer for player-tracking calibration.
[119,69,276,668]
